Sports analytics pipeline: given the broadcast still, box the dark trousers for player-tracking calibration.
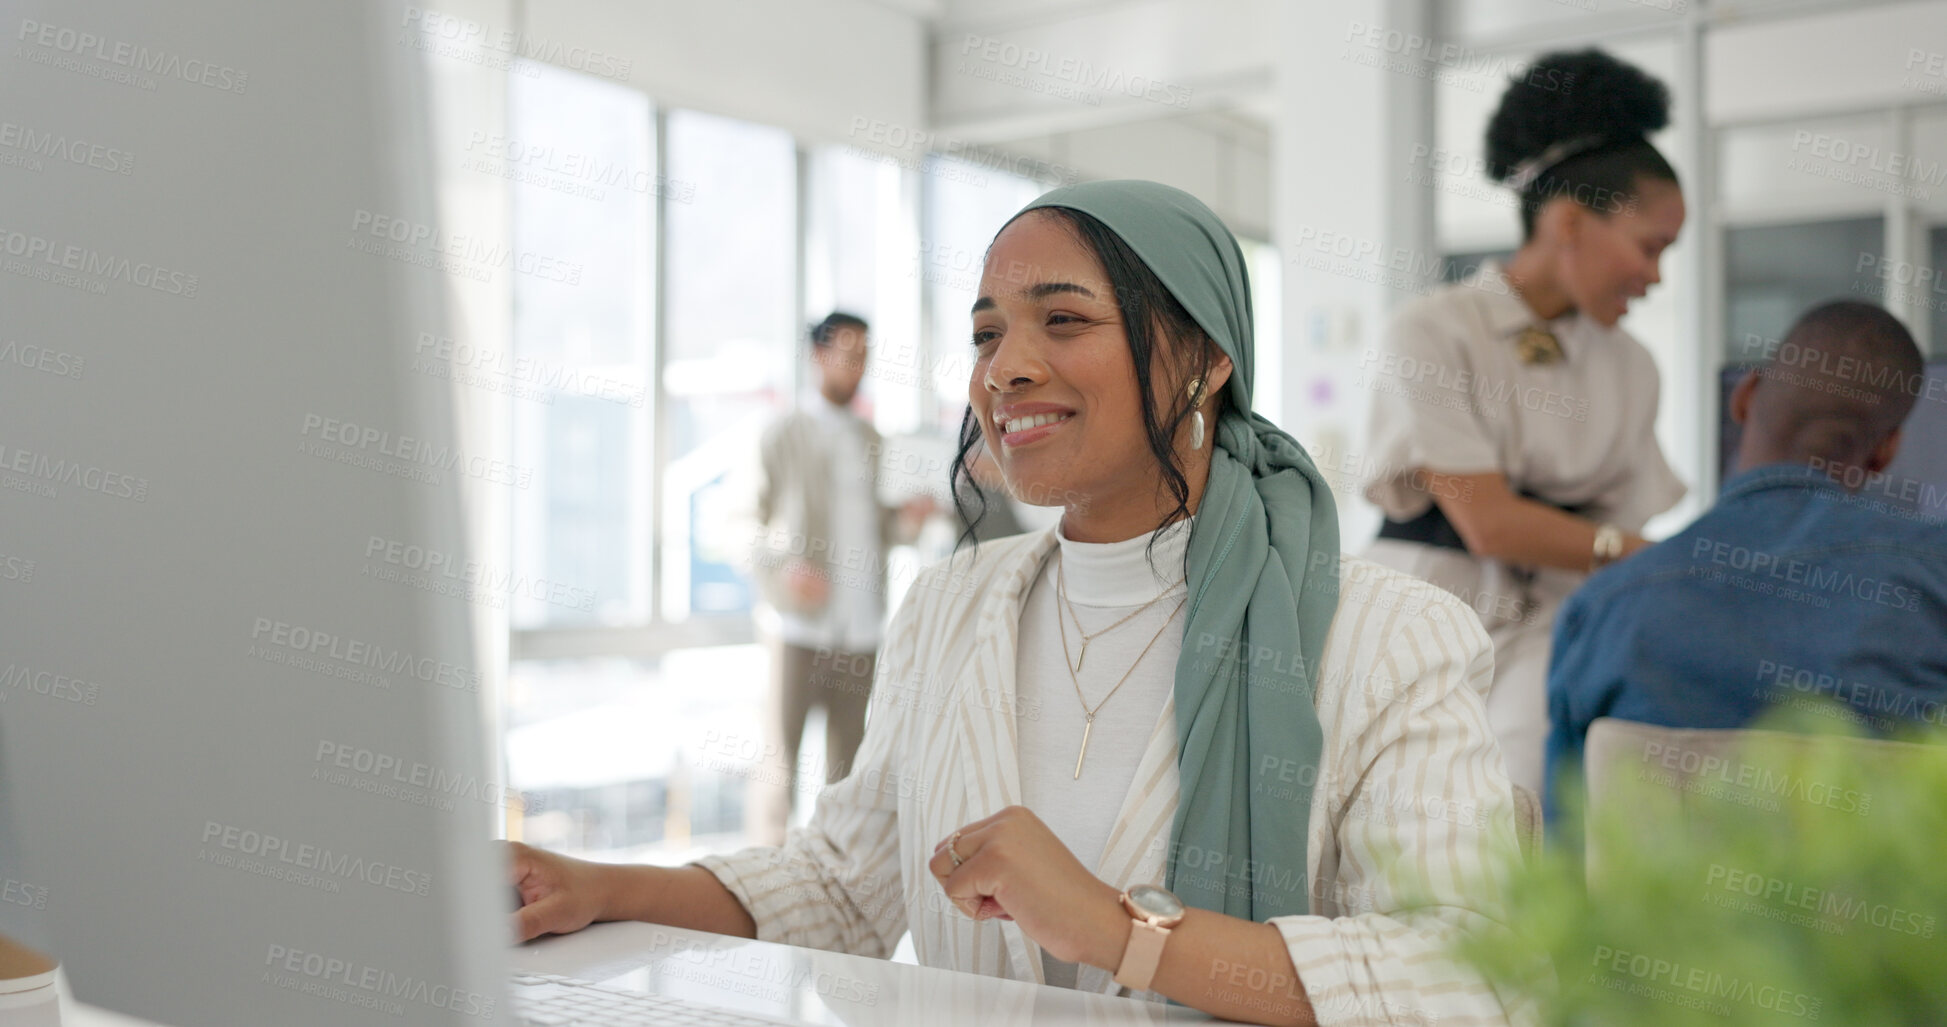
[746,641,875,845]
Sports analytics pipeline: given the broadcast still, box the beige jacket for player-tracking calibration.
[750,408,903,618]
[700,530,1523,1026]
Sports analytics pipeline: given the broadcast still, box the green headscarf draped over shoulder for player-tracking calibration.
[1016,180,1340,922]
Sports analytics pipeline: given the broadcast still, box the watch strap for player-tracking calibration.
[1113,918,1170,991]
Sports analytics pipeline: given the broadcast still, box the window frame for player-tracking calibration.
[508,106,947,665]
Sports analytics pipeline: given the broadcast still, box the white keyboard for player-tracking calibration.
[509,972,806,1026]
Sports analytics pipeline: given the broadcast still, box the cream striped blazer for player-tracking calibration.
[699,529,1520,1027]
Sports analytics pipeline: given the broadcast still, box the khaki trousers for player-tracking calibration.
[745,641,875,846]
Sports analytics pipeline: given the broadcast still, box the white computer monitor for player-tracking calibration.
[0,2,513,1023]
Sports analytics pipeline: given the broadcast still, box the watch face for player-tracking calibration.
[1128,884,1185,919]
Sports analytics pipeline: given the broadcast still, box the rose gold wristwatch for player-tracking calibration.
[1113,884,1187,991]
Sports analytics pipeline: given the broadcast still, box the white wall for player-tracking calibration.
[1707,1,1947,124]
[982,114,1274,237]
[519,0,928,151]
[928,0,1276,140]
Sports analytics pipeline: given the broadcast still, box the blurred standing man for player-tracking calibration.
[747,312,932,844]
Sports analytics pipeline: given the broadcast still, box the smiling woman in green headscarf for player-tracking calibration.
[506,182,1521,1026]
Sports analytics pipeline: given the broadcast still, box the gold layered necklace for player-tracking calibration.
[1054,557,1186,779]
[1056,560,1176,673]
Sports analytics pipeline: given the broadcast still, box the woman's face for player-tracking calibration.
[1555,177,1685,327]
[967,212,1217,521]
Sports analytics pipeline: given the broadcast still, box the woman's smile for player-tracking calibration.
[993,403,1078,448]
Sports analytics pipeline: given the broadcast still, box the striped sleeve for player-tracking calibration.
[1275,578,1523,1027]
[692,577,926,959]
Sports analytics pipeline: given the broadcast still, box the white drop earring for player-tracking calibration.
[1187,378,1206,450]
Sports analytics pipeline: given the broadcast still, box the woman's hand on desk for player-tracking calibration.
[503,842,758,942]
[927,806,1130,970]
[505,841,612,942]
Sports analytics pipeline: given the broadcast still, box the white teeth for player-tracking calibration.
[999,412,1071,434]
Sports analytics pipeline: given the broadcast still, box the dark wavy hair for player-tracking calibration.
[948,206,1228,568]
[1485,49,1681,239]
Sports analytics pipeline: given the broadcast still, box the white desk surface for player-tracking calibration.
[53,921,1230,1026]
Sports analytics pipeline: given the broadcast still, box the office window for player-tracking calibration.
[1929,226,1947,358]
[1240,238,1286,428]
[805,147,924,434]
[508,63,655,629]
[662,110,798,620]
[922,156,1047,431]
[1723,218,1884,362]
[508,646,768,861]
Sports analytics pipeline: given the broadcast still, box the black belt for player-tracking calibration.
[1378,492,1591,553]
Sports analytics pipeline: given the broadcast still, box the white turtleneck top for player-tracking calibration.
[1015,518,1191,988]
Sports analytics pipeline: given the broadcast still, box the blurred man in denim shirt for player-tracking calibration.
[1545,301,1947,816]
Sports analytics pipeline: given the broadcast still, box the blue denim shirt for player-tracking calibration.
[1545,463,1947,815]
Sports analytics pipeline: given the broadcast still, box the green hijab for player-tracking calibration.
[1017,180,1340,922]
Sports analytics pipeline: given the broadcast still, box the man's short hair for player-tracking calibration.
[809,312,869,348]
[1746,300,1924,467]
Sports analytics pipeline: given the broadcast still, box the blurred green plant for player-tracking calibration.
[1458,707,1947,1026]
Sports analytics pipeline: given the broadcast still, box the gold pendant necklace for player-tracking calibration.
[1056,589,1186,779]
[1056,558,1175,673]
